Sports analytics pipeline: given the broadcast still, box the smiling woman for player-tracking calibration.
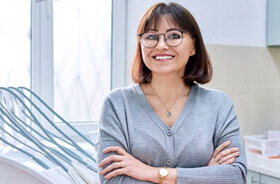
[96,2,246,184]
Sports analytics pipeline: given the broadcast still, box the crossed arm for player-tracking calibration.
[98,141,240,183]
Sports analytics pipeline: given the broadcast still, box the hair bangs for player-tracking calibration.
[142,4,181,32]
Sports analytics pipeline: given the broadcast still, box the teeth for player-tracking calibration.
[155,56,173,60]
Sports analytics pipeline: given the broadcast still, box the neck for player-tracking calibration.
[149,74,189,101]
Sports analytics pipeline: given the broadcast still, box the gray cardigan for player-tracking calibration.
[96,84,247,183]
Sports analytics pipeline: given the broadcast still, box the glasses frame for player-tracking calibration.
[138,29,188,48]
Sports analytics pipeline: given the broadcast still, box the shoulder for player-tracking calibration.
[106,85,136,99]
[195,85,233,106]
[103,84,137,105]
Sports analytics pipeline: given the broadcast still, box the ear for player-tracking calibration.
[191,38,196,56]
[191,49,196,56]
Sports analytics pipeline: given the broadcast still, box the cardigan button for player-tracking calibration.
[166,159,172,165]
[167,130,172,136]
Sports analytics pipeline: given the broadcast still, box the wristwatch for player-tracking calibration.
[158,168,168,184]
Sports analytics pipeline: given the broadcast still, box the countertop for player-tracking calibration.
[247,154,280,179]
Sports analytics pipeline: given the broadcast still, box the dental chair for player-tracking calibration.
[0,156,53,184]
[0,87,99,184]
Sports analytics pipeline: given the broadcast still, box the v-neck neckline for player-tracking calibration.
[134,84,198,133]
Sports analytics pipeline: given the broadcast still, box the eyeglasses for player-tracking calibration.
[138,29,187,48]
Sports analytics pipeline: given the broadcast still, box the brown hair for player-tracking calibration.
[131,2,212,85]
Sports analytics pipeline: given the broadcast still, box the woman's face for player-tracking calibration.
[140,16,195,78]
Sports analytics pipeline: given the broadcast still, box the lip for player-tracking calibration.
[152,54,175,62]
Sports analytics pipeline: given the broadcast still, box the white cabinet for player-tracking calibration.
[247,170,260,184]
[247,170,280,184]
[267,0,280,46]
[261,174,280,184]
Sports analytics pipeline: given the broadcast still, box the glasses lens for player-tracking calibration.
[140,30,184,48]
[141,33,158,48]
[165,30,183,47]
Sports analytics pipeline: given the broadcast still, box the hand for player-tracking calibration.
[207,141,240,166]
[99,146,155,181]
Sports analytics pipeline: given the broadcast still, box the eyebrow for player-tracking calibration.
[146,28,181,32]
[146,28,157,32]
[166,28,181,32]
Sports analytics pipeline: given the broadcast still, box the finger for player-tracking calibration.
[103,146,127,155]
[216,147,239,162]
[221,157,236,165]
[100,161,124,176]
[99,155,123,168]
[218,151,240,164]
[213,141,231,158]
[104,167,126,180]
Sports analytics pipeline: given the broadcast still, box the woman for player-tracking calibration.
[96,2,246,184]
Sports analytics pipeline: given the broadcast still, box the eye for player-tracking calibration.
[144,33,158,40]
[167,31,182,39]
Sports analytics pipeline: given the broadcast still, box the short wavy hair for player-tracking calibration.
[131,2,212,85]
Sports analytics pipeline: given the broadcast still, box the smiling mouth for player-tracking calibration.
[153,55,175,61]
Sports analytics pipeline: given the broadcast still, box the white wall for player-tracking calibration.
[180,0,267,46]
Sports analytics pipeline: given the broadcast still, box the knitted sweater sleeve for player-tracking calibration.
[176,94,247,184]
[96,95,153,184]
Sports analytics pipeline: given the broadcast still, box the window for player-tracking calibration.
[53,0,112,122]
[1,0,125,129]
[0,0,31,88]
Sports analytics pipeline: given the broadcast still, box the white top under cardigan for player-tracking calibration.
[96,84,247,184]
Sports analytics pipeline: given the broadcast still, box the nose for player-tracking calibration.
[156,34,169,49]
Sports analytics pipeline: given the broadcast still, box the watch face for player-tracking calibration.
[159,168,168,177]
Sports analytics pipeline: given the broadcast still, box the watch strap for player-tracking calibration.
[159,175,164,184]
